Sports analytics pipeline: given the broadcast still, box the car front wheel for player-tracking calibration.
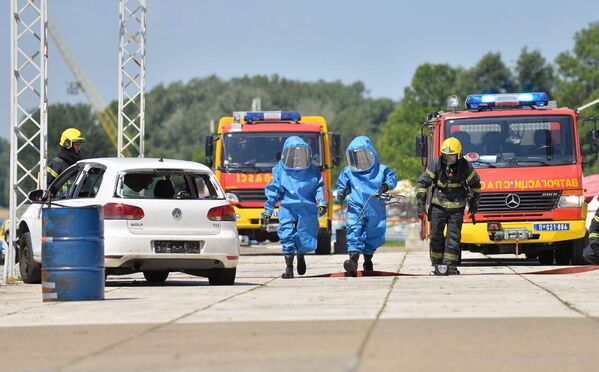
[143,270,169,283]
[208,268,236,286]
[19,232,41,284]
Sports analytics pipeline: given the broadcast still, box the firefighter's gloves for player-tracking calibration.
[380,182,390,193]
[337,190,347,202]
[318,205,328,218]
[417,201,426,220]
[261,212,272,231]
[468,199,479,215]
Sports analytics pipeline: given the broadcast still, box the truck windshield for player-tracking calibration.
[221,132,323,171]
[444,115,576,168]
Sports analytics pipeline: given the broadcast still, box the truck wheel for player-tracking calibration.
[315,231,332,255]
[19,232,41,284]
[143,271,169,283]
[538,250,554,265]
[571,234,589,265]
[209,268,236,285]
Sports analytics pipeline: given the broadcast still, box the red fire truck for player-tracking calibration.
[416,92,595,264]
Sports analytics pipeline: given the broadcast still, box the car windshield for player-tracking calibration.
[221,132,323,171]
[444,115,576,168]
[117,171,225,200]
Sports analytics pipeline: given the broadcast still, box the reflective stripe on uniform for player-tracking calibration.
[470,188,481,193]
[426,168,436,179]
[430,252,444,260]
[590,233,599,239]
[47,167,59,178]
[594,215,599,223]
[416,188,428,194]
[432,197,466,209]
[443,253,460,262]
[466,170,476,182]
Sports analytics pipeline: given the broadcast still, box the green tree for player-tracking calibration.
[515,47,554,94]
[457,52,515,95]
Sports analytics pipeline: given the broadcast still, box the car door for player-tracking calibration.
[30,165,83,260]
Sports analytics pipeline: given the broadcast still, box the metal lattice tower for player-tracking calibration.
[4,0,48,283]
[118,0,146,158]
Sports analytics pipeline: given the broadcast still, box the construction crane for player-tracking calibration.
[47,16,131,156]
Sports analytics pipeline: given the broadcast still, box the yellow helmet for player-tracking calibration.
[440,137,462,157]
[60,128,85,149]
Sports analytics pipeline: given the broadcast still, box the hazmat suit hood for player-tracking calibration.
[280,136,312,171]
[346,136,380,175]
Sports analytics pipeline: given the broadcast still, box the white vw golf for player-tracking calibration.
[16,158,239,285]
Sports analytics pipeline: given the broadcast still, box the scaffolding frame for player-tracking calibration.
[4,0,48,283]
[118,0,147,158]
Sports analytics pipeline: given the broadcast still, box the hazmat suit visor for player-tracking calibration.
[282,146,311,169]
[347,148,375,172]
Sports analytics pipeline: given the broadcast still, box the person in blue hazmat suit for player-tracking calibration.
[262,136,328,279]
[336,136,398,276]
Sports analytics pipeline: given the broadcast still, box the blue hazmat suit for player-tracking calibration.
[336,136,398,255]
[264,136,327,255]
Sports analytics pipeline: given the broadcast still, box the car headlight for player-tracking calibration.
[225,192,239,204]
[558,195,583,208]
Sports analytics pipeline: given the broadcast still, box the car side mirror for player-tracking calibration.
[415,135,427,157]
[331,134,341,167]
[205,135,214,168]
[28,189,47,203]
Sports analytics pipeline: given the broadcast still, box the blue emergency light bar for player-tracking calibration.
[244,111,301,123]
[465,92,549,110]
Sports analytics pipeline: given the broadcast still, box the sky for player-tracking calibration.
[1,0,599,139]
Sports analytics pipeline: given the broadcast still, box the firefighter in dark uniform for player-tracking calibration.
[583,210,599,264]
[47,128,86,184]
[415,137,481,275]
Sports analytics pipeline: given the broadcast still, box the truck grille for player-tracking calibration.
[478,191,561,212]
[230,189,266,203]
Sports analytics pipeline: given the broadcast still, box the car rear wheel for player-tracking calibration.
[19,232,41,284]
[571,234,589,265]
[554,247,572,265]
[208,268,236,285]
[143,270,169,283]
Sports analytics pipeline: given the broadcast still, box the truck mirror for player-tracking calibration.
[332,134,342,167]
[205,135,214,168]
[415,135,427,157]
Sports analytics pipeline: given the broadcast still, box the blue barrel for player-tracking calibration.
[42,206,104,302]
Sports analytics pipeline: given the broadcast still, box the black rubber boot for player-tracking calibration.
[282,255,294,279]
[430,264,448,276]
[447,265,460,275]
[344,253,360,277]
[297,254,306,275]
[363,254,374,272]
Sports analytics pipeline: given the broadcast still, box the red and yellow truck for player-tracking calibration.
[416,92,593,264]
[205,111,341,254]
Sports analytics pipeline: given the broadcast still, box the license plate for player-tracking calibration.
[153,241,202,254]
[534,223,570,231]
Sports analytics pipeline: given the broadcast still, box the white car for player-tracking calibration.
[16,158,239,285]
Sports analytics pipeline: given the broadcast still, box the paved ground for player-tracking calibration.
[2,246,599,371]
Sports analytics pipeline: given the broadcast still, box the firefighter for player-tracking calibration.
[583,209,599,264]
[47,128,86,184]
[336,136,398,276]
[415,137,481,276]
[262,136,328,279]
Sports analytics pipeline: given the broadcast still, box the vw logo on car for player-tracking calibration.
[505,194,521,209]
[172,208,182,220]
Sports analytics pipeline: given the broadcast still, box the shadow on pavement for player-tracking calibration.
[460,258,540,267]
[105,280,260,287]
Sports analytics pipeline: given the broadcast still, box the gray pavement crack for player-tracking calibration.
[347,249,409,372]
[57,277,277,371]
[507,265,598,321]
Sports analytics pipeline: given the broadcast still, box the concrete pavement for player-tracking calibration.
[2,247,599,371]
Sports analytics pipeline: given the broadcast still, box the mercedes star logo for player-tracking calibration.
[172,208,182,220]
[505,194,521,209]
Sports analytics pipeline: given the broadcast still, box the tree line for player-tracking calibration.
[0,21,598,207]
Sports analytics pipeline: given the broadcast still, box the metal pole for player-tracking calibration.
[118,0,146,158]
[5,0,48,284]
